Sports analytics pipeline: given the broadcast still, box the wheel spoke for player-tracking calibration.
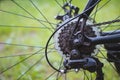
[91,0,111,17]
[0,49,56,58]
[0,52,43,58]
[0,42,43,48]
[64,73,67,80]
[11,0,53,32]
[93,4,99,22]
[96,55,120,63]
[0,49,43,74]
[0,43,54,74]
[84,71,89,80]
[101,24,120,28]
[90,73,93,80]
[96,45,120,63]
[83,70,85,80]
[88,18,120,27]
[17,55,44,80]
[0,43,55,58]
[98,49,118,73]
[106,27,120,35]
[29,0,55,30]
[0,42,55,49]
[55,0,63,9]
[56,57,64,80]
[45,71,57,80]
[56,73,62,80]
[0,10,56,25]
[0,25,53,29]
[102,16,120,30]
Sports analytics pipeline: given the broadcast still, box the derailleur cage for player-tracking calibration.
[63,57,104,80]
[64,57,98,72]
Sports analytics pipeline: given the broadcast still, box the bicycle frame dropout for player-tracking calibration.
[80,0,120,45]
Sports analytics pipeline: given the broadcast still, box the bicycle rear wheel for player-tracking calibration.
[0,0,120,80]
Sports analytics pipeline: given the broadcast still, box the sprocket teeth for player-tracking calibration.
[54,18,101,57]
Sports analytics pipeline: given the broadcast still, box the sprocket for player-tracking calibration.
[54,19,100,57]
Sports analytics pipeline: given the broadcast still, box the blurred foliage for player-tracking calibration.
[0,0,120,80]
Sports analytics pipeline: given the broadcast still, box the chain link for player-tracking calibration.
[88,19,120,27]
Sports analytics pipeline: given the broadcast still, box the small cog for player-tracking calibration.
[54,18,100,57]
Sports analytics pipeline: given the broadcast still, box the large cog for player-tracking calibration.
[54,19,100,57]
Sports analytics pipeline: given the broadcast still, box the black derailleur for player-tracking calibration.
[55,2,104,80]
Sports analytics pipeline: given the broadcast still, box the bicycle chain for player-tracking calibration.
[88,19,120,27]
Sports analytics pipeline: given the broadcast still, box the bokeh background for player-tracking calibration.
[0,0,120,80]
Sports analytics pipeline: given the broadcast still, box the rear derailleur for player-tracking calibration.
[63,50,104,80]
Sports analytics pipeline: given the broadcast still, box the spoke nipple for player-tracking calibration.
[60,70,65,73]
[60,69,67,73]
[75,69,79,73]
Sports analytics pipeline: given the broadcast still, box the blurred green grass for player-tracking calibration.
[0,0,120,80]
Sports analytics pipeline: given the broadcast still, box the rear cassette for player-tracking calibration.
[54,19,100,58]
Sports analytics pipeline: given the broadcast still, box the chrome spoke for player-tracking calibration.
[0,10,56,25]
[11,0,53,32]
[17,55,44,80]
[29,0,55,29]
